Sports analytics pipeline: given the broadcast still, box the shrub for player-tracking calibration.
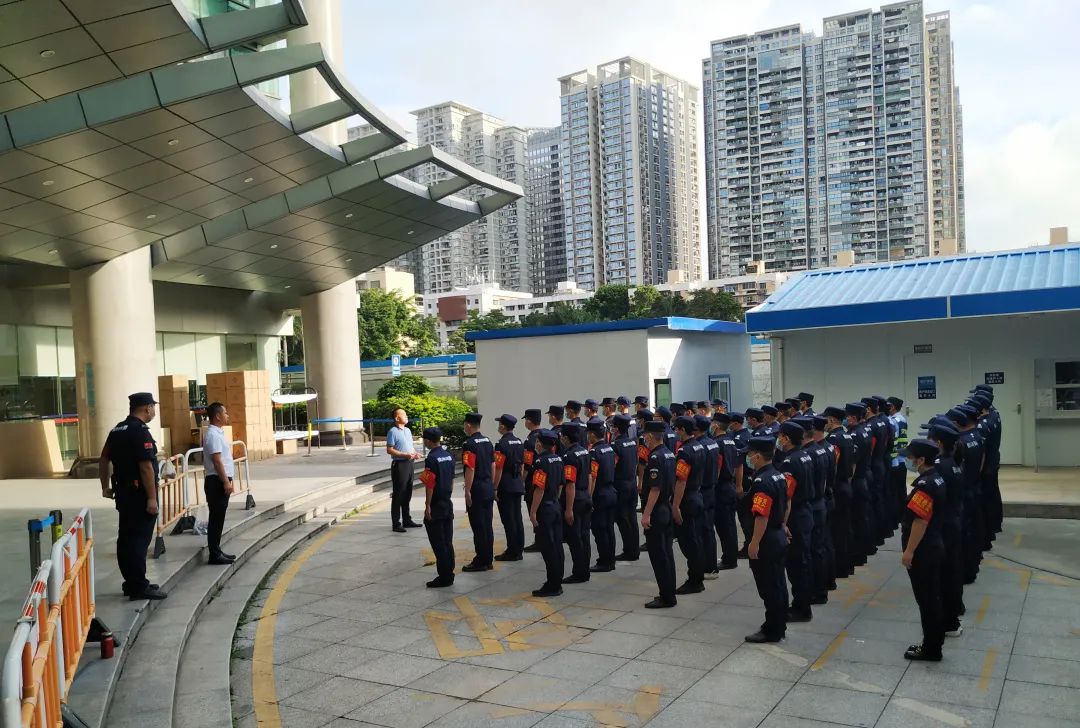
[364,393,471,436]
[437,423,468,453]
[376,374,433,401]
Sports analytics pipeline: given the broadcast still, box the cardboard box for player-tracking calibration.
[159,374,188,391]
[206,373,229,390]
[226,388,248,407]
[229,407,247,424]
[276,439,297,455]
[206,386,228,405]
[225,371,259,389]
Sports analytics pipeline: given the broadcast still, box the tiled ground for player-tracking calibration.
[231,498,1080,727]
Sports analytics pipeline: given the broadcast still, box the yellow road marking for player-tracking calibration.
[1012,533,1023,547]
[979,648,999,692]
[489,685,662,726]
[1070,628,1080,637]
[1035,573,1077,587]
[811,630,848,671]
[252,526,344,728]
[984,557,1032,590]
[892,697,969,727]
[975,595,991,626]
[423,610,503,658]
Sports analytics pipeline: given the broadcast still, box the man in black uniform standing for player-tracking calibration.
[522,409,543,554]
[529,430,565,597]
[743,436,789,643]
[565,400,587,444]
[806,417,835,602]
[99,392,168,601]
[641,421,678,608]
[778,420,815,622]
[947,406,985,584]
[927,421,966,637]
[547,405,566,448]
[422,428,457,588]
[673,416,706,595]
[847,402,874,563]
[824,406,856,579]
[694,415,721,580]
[798,393,816,417]
[461,413,495,572]
[711,412,741,572]
[611,414,640,561]
[588,421,618,572]
[560,422,593,583]
[901,438,947,661]
[762,405,780,435]
[493,415,525,562]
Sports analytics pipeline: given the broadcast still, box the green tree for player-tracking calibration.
[686,289,744,321]
[446,309,517,353]
[376,373,433,400]
[285,315,304,366]
[357,288,437,360]
[522,300,592,327]
[404,314,439,357]
[629,285,690,318]
[583,284,632,321]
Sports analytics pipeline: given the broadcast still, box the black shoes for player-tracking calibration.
[644,597,677,609]
[123,583,159,596]
[787,608,813,623]
[532,585,563,598]
[904,644,942,661]
[524,543,541,553]
[614,553,640,562]
[745,630,783,643]
[403,521,422,528]
[675,581,704,595]
[392,525,407,533]
[494,552,523,562]
[129,586,168,601]
[426,576,454,588]
[208,551,235,565]
[562,574,589,584]
[737,546,749,560]
[590,564,615,573]
[717,561,738,571]
[810,595,829,606]
[461,562,493,573]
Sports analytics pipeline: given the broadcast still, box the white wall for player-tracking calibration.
[646,331,753,410]
[769,311,1080,466]
[476,330,651,428]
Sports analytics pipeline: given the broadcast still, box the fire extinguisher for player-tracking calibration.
[100,631,114,659]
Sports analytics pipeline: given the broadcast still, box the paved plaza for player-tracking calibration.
[231,497,1080,728]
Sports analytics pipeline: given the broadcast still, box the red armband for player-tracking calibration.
[532,470,547,488]
[420,469,435,489]
[784,473,797,499]
[637,444,649,463]
[563,465,577,483]
[907,490,933,521]
[675,460,691,481]
[524,450,535,465]
[462,451,476,469]
[590,460,599,478]
[752,492,773,517]
[494,452,506,468]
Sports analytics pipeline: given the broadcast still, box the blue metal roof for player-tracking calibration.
[281,353,475,374]
[466,317,746,341]
[746,245,1080,333]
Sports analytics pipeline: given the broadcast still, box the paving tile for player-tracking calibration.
[799,659,905,694]
[345,687,465,728]
[643,697,765,728]
[773,684,889,727]
[1006,655,1080,689]
[998,680,1080,721]
[274,665,331,700]
[1018,596,1079,619]
[286,643,386,675]
[481,673,587,711]
[992,711,1080,727]
[411,662,518,700]
[894,669,1005,710]
[276,706,340,727]
[427,700,545,728]
[637,637,729,670]
[345,625,432,652]
[876,697,997,728]
[830,636,917,667]
[601,659,706,696]
[905,645,1010,679]
[291,617,379,644]
[713,644,810,681]
[604,612,687,638]
[458,644,562,671]
[552,606,626,630]
[1017,614,1080,637]
[556,683,673,726]
[567,629,661,659]
[343,651,446,686]
[756,715,863,728]
[1014,633,1080,661]
[280,676,394,714]
[680,671,793,711]
[527,649,628,681]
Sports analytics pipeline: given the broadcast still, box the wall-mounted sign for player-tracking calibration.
[918,375,937,399]
[391,354,401,378]
[913,344,933,354]
[985,371,1005,385]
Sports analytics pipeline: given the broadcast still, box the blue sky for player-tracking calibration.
[341,0,1079,252]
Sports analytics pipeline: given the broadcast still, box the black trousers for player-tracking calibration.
[963,496,985,583]
[909,545,945,655]
[591,486,617,567]
[715,485,740,565]
[563,500,593,578]
[645,505,676,602]
[737,491,753,546]
[676,495,704,585]
[810,500,829,599]
[831,485,853,578]
[536,503,564,589]
[941,533,964,632]
[116,501,156,594]
[869,463,887,541]
[204,474,231,556]
[750,535,789,638]
[497,491,525,558]
[467,497,495,566]
[390,459,415,526]
[850,477,872,564]
[425,517,455,578]
[985,465,1003,535]
[699,489,718,572]
[615,480,640,558]
[890,464,907,529]
[785,502,813,612]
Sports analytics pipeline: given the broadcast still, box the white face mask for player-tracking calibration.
[745,456,755,470]
[905,458,919,473]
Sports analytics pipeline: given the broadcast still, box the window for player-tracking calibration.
[1054,361,1080,411]
[653,378,672,407]
[708,374,732,407]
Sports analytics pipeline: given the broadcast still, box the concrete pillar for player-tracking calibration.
[300,280,362,435]
[71,247,160,458]
[288,0,345,146]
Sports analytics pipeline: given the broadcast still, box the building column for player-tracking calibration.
[300,280,362,437]
[287,0,345,146]
[71,247,159,459]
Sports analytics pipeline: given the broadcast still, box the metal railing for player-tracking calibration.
[308,418,425,457]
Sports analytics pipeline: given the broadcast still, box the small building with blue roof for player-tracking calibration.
[745,244,1080,467]
[466,317,751,428]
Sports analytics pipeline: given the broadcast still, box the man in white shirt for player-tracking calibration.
[202,402,235,564]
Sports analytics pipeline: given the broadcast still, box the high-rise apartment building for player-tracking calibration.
[704,1,964,277]
[525,128,567,295]
[410,102,528,294]
[559,58,701,290]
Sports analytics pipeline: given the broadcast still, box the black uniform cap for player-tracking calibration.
[797,392,815,404]
[886,396,904,409]
[845,402,867,417]
[682,401,696,411]
[422,427,442,441]
[971,384,994,394]
[696,401,708,409]
[538,429,559,446]
[779,421,805,443]
[822,406,846,420]
[712,399,728,407]
[712,412,731,424]
[945,407,971,426]
[129,392,157,407]
[586,421,607,436]
[601,396,616,406]
[812,416,827,431]
[791,416,815,431]
[635,408,653,421]
[928,423,960,448]
[783,399,800,410]
[497,414,517,428]
[762,405,779,417]
[560,421,582,438]
[565,399,582,411]
[969,394,992,410]
[745,407,764,420]
[729,411,745,424]
[670,403,687,416]
[546,405,564,417]
[742,436,776,455]
[656,406,672,421]
[904,438,940,461]
[523,408,542,423]
[464,412,482,425]
[693,415,712,432]
[673,416,695,432]
[612,413,632,431]
[616,395,631,406]
[584,398,599,409]
[643,420,666,434]
[634,395,649,406]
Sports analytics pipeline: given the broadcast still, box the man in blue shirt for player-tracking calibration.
[386,407,422,533]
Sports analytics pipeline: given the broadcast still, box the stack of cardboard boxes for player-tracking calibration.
[205,370,274,461]
[158,374,194,456]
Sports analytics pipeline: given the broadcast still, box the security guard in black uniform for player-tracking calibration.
[806,416,836,601]
[655,407,678,452]
[798,392,816,417]
[588,421,618,572]
[778,420,815,622]
[743,435,790,643]
[583,398,602,423]
[970,385,1002,538]
[634,408,654,511]
[493,414,525,562]
[560,422,593,583]
[673,416,706,594]
[710,412,741,571]
[461,413,495,572]
[611,414,640,561]
[694,415,721,580]
[863,396,891,543]
[522,409,544,554]
[846,402,874,563]
[641,420,677,608]
[762,405,780,435]
[617,396,637,441]
[927,421,966,637]
[547,405,566,449]
[824,406,856,579]
[738,408,766,555]
[947,406,985,584]
[529,429,565,596]
[746,407,767,436]
[422,428,457,588]
[565,400,587,444]
[100,392,167,601]
[901,438,947,662]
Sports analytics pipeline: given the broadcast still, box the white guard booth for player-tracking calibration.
[469,317,752,421]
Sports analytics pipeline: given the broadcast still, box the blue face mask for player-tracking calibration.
[905,458,919,473]
[745,456,755,471]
